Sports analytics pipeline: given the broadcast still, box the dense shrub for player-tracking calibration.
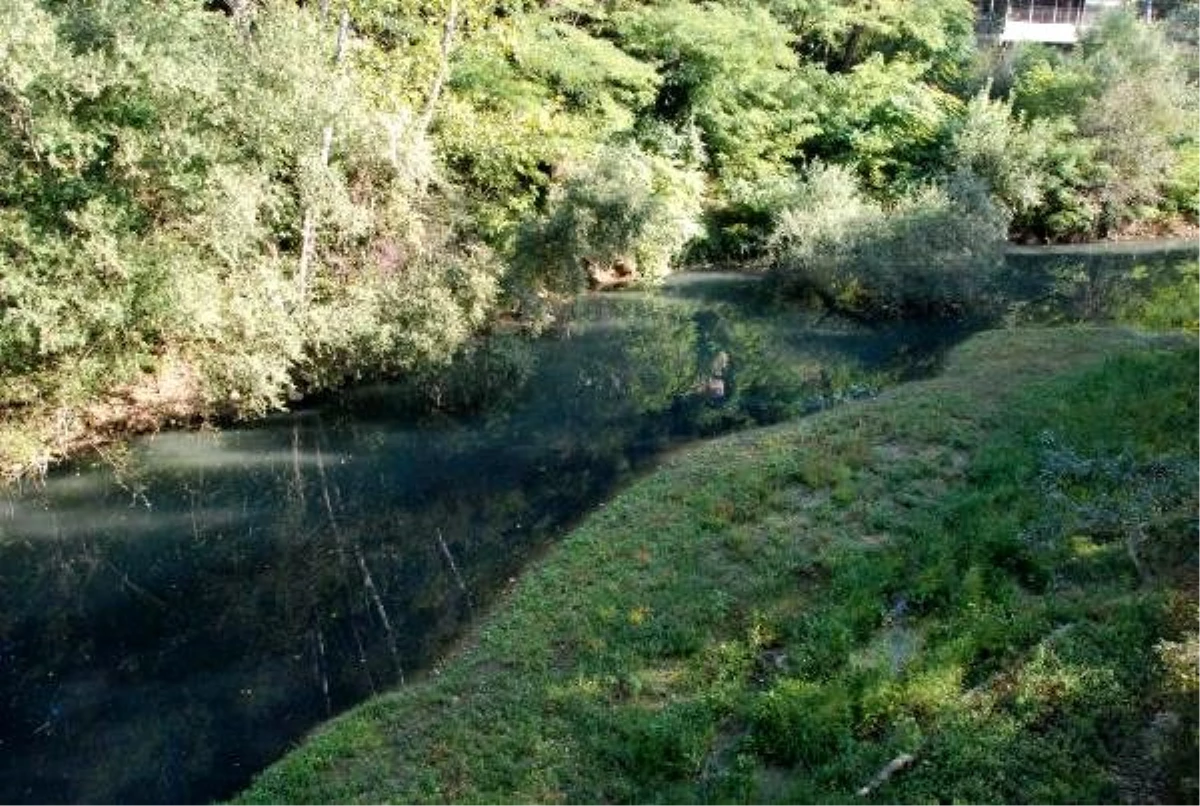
[0,0,498,420]
[768,164,1008,319]
[1162,145,1200,220]
[997,12,1198,239]
[511,143,703,295]
[685,172,809,264]
[1118,258,1200,332]
[437,11,661,243]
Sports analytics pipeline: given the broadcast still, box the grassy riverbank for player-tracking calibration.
[236,325,1197,804]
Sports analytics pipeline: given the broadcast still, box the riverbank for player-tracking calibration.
[236,325,1198,804]
[0,351,212,484]
[5,238,1195,488]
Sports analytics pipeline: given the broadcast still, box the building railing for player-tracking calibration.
[1008,3,1085,24]
[976,1,1124,41]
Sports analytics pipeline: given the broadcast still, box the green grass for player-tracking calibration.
[236,327,1198,805]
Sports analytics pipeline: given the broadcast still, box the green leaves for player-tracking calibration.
[772,0,976,78]
[512,142,703,295]
[769,163,1008,319]
[0,0,502,441]
[806,55,961,193]
[614,1,816,180]
[997,12,1198,239]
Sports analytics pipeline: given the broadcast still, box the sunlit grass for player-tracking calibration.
[237,327,1197,804]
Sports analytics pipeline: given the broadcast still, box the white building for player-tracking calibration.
[978,0,1129,44]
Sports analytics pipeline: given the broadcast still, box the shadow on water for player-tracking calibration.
[5,245,1185,803]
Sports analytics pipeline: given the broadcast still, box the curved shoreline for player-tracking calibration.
[234,325,1198,804]
[5,238,1194,486]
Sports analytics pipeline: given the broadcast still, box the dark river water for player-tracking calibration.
[0,248,1192,804]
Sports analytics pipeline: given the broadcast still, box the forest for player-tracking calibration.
[0,0,1196,479]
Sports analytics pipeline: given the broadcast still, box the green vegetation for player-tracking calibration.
[512,142,704,298]
[767,164,1008,319]
[1,0,1195,798]
[993,13,1199,240]
[237,327,1197,804]
[2,0,1196,479]
[0,0,500,477]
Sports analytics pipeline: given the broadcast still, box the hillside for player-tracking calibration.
[237,325,1198,804]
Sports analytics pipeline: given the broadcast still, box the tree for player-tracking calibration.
[613,1,817,181]
[768,0,976,82]
[804,55,962,194]
[512,142,703,297]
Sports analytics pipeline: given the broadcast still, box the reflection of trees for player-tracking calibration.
[1001,248,1197,325]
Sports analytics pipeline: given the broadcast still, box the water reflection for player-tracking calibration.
[1000,241,1197,326]
[0,277,972,804]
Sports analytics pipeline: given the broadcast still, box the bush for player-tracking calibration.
[1163,144,1200,221]
[768,164,1008,319]
[511,142,703,295]
[1118,258,1200,332]
[613,701,714,782]
[686,172,807,263]
[950,88,1054,218]
[297,244,502,393]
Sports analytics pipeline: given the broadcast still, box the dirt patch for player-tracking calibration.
[1100,220,1199,244]
[2,354,211,483]
[83,355,205,433]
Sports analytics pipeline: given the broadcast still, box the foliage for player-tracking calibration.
[768,0,977,82]
[612,1,817,181]
[1009,45,1098,121]
[1116,258,1200,332]
[437,10,660,242]
[511,142,703,295]
[803,55,962,193]
[769,164,1008,319]
[1162,1,1200,65]
[683,172,805,263]
[999,12,1198,239]
[950,89,1049,217]
[0,0,499,469]
[1162,145,1200,220]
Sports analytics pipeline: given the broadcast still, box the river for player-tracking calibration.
[0,242,1193,804]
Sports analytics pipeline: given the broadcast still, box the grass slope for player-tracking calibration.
[237,327,1198,805]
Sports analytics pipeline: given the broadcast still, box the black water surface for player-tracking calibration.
[5,255,1167,804]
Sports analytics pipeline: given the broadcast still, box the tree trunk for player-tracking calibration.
[297,9,350,307]
[416,0,459,138]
